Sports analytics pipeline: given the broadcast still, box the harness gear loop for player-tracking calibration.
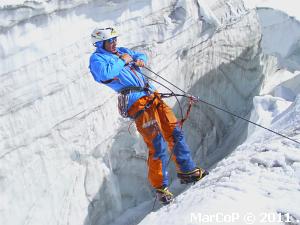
[178,96,195,128]
[157,92,197,127]
[117,86,150,118]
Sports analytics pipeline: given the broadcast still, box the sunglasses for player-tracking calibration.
[106,37,117,43]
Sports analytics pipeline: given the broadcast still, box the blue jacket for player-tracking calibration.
[89,42,155,110]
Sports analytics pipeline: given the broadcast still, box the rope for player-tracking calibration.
[143,67,300,145]
[143,64,300,210]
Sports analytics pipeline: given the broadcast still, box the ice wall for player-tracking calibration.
[257,8,300,71]
[0,0,270,225]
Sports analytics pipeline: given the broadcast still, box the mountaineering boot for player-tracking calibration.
[156,186,174,205]
[177,167,209,184]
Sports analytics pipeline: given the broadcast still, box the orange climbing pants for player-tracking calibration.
[128,93,196,189]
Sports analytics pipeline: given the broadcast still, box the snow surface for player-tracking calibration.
[1,0,300,225]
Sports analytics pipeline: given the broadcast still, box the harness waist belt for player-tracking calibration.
[119,86,149,95]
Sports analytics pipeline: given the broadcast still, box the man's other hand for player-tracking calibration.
[120,53,133,64]
[134,60,145,67]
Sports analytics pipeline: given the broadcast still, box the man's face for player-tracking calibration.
[104,37,117,53]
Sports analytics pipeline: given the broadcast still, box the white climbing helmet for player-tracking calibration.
[91,27,118,45]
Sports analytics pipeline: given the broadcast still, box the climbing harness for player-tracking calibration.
[117,86,150,118]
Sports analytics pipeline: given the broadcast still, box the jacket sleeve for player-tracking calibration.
[119,47,148,64]
[89,54,126,83]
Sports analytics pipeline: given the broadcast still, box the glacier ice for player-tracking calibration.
[1,0,300,225]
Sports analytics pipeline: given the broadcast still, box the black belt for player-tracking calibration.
[119,86,149,95]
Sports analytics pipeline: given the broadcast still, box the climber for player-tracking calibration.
[89,27,208,205]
